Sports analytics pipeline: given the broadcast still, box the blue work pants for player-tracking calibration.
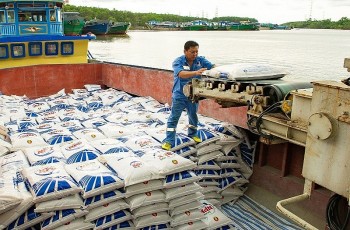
[163,98,198,146]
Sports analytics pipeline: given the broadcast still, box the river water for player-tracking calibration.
[88,29,350,81]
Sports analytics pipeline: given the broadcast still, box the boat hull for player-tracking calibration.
[63,12,85,35]
[83,21,109,35]
[108,22,131,35]
[0,62,329,224]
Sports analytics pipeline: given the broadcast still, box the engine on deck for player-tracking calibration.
[185,59,350,230]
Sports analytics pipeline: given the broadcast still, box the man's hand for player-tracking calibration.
[195,68,207,76]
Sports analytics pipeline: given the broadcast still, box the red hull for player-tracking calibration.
[0,62,330,224]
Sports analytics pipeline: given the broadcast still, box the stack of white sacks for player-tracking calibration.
[0,85,256,229]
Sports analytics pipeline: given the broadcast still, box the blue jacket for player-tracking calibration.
[172,55,214,100]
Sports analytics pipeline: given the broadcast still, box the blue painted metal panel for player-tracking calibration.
[0,34,95,43]
[0,0,64,2]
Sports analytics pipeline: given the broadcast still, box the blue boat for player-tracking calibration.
[82,19,109,35]
[0,0,95,69]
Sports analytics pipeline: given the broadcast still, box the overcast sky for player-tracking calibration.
[68,0,349,24]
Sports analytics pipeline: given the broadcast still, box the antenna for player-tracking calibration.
[215,6,218,18]
[309,0,313,20]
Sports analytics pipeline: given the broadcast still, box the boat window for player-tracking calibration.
[19,11,46,22]
[61,42,74,55]
[28,42,42,56]
[0,45,9,59]
[18,3,45,7]
[7,10,14,23]
[45,42,58,56]
[56,9,61,22]
[0,11,4,23]
[49,10,55,21]
[10,44,25,58]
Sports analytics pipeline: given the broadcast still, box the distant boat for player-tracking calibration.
[229,21,259,31]
[82,19,109,35]
[182,20,208,31]
[63,12,85,36]
[207,21,230,31]
[108,22,131,35]
[145,21,181,31]
[259,23,292,30]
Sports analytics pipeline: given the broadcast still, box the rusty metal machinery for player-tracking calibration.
[184,58,350,229]
[183,76,313,145]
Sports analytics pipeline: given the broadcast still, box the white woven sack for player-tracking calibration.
[99,122,135,139]
[220,186,245,197]
[100,220,135,230]
[33,122,57,134]
[195,169,221,180]
[81,117,107,128]
[93,210,132,230]
[54,217,94,230]
[141,148,196,176]
[34,194,83,213]
[0,182,33,228]
[10,130,47,150]
[164,182,203,201]
[23,145,66,166]
[195,129,221,148]
[204,192,222,200]
[125,179,163,197]
[202,185,220,194]
[36,115,61,124]
[22,163,82,203]
[169,192,205,209]
[218,176,249,192]
[7,205,54,230]
[215,133,241,146]
[72,128,106,141]
[16,117,37,130]
[221,143,239,155]
[90,138,134,158]
[196,144,222,156]
[102,111,125,123]
[0,177,23,214]
[123,133,161,155]
[41,208,88,230]
[196,161,221,171]
[0,150,29,178]
[173,220,208,230]
[219,168,241,178]
[84,189,125,210]
[215,159,241,169]
[41,128,75,145]
[163,170,201,189]
[132,202,169,218]
[170,200,203,217]
[121,111,154,123]
[101,155,163,187]
[205,63,287,80]
[171,209,205,227]
[27,101,51,113]
[65,159,124,199]
[199,200,232,229]
[174,146,197,158]
[134,211,171,229]
[207,198,221,207]
[60,139,100,164]
[126,190,166,210]
[0,141,10,154]
[198,179,219,187]
[85,199,130,222]
[197,151,223,165]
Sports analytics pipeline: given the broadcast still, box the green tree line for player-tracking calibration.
[284,17,350,30]
[63,5,257,29]
[64,5,350,30]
